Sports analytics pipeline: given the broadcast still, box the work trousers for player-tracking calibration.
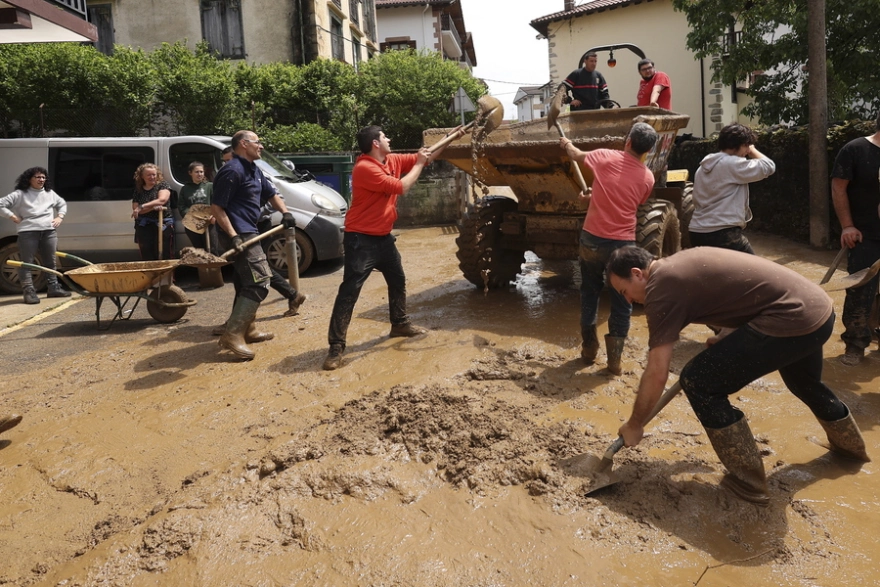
[842,238,880,351]
[679,314,846,429]
[327,232,408,350]
[17,230,60,288]
[218,231,271,303]
[688,227,755,255]
[579,231,633,338]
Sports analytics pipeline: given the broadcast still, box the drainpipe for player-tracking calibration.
[700,57,706,137]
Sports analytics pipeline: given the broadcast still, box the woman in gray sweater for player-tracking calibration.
[0,166,70,304]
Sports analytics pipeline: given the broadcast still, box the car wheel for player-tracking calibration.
[263,229,316,275]
[0,241,50,294]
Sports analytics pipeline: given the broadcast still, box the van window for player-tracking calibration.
[49,147,153,202]
[169,143,224,183]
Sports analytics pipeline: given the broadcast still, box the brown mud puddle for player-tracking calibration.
[0,229,878,586]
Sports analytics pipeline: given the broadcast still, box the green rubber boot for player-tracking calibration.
[218,297,260,360]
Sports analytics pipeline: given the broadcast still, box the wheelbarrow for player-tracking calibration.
[6,253,196,330]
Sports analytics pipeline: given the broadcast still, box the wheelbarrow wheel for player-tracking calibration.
[147,285,189,323]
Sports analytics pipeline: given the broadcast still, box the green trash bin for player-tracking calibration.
[278,153,354,204]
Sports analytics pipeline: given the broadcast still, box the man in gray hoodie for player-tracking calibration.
[688,123,776,254]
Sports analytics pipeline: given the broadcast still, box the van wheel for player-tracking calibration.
[264,230,315,275]
[0,242,49,294]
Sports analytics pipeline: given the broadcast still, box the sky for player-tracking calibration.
[463,0,557,120]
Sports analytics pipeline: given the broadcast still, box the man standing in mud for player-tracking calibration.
[211,130,297,360]
[830,111,880,366]
[322,126,448,370]
[559,122,657,374]
[561,52,610,111]
[606,246,870,506]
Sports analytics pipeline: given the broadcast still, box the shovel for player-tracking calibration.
[547,84,590,195]
[819,246,847,285]
[426,95,504,154]
[821,257,880,292]
[179,224,285,268]
[583,380,683,495]
[197,221,225,288]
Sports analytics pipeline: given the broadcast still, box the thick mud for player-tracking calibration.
[0,228,878,586]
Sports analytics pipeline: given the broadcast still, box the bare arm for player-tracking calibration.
[831,177,861,249]
[649,84,663,107]
[398,148,430,195]
[618,343,674,446]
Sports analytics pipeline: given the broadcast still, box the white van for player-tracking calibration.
[0,136,346,293]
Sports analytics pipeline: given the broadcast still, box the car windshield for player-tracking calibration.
[256,150,306,183]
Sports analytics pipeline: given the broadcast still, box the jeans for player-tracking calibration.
[842,238,880,351]
[328,232,408,350]
[18,230,60,288]
[218,231,271,303]
[579,231,634,338]
[680,314,846,429]
[135,221,174,261]
[689,227,755,254]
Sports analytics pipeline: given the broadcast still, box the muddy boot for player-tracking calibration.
[284,292,307,317]
[604,335,626,375]
[0,413,22,435]
[581,325,599,364]
[839,345,864,366]
[389,322,427,337]
[245,321,274,343]
[704,417,769,506]
[817,405,871,461]
[211,323,227,336]
[218,298,260,360]
[22,285,39,305]
[322,344,344,371]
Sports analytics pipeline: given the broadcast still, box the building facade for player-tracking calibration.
[513,84,553,123]
[1,0,96,43]
[84,0,378,67]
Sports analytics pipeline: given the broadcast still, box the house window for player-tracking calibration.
[349,0,360,26]
[200,0,245,59]
[330,16,345,61]
[87,4,114,55]
[352,35,362,70]
[380,40,416,52]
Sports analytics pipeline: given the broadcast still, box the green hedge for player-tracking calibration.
[668,120,876,243]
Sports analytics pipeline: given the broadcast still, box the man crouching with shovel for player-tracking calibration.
[606,245,870,506]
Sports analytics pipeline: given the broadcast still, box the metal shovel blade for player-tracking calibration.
[546,84,567,130]
[821,258,880,291]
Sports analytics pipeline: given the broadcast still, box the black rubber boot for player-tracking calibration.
[604,335,625,375]
[818,405,871,461]
[581,325,599,364]
[704,417,770,506]
[22,285,39,305]
[218,298,260,360]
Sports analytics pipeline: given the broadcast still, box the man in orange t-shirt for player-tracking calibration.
[559,122,657,374]
[323,125,449,370]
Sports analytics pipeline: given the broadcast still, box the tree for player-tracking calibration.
[672,0,879,125]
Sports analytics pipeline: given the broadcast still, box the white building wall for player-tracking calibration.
[376,5,436,52]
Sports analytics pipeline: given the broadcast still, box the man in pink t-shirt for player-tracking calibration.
[636,59,671,110]
[559,122,657,373]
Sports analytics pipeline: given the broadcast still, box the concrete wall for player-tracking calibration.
[546,0,741,137]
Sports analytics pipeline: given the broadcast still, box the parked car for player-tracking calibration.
[0,136,346,293]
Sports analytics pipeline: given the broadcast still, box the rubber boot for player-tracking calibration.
[245,321,274,343]
[581,325,599,364]
[211,323,226,336]
[704,417,770,506]
[218,298,260,360]
[22,285,39,305]
[604,335,626,375]
[817,405,871,461]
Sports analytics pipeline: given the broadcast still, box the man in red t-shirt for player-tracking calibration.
[559,122,657,374]
[636,59,671,110]
[323,125,449,370]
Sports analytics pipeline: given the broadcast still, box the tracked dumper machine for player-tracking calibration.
[423,106,693,289]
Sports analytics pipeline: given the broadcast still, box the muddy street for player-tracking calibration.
[1,227,878,586]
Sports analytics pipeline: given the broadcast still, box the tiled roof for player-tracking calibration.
[530,0,655,36]
[376,0,454,7]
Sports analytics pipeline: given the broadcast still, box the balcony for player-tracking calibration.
[0,0,96,43]
[440,13,462,59]
[51,0,87,17]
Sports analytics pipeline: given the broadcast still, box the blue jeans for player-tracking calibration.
[579,231,633,338]
[18,230,60,288]
[680,314,846,429]
[842,238,880,351]
[328,232,408,350]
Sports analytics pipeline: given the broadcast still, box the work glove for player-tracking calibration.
[281,212,296,230]
[232,235,245,253]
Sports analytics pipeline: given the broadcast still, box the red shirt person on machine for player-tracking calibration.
[636,59,671,110]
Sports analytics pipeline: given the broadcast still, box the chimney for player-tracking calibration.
[564,0,575,11]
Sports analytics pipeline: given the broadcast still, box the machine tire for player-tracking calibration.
[263,229,316,275]
[637,199,681,258]
[679,182,695,248]
[0,241,49,294]
[147,285,189,323]
[456,196,525,289]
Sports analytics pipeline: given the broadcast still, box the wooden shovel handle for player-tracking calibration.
[555,122,590,194]
[220,224,285,260]
[602,380,683,460]
[426,122,473,155]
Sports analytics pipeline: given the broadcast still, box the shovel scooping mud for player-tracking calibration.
[178,224,285,267]
[425,95,504,155]
[582,380,683,495]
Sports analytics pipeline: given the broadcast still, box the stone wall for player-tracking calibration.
[395,160,466,226]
